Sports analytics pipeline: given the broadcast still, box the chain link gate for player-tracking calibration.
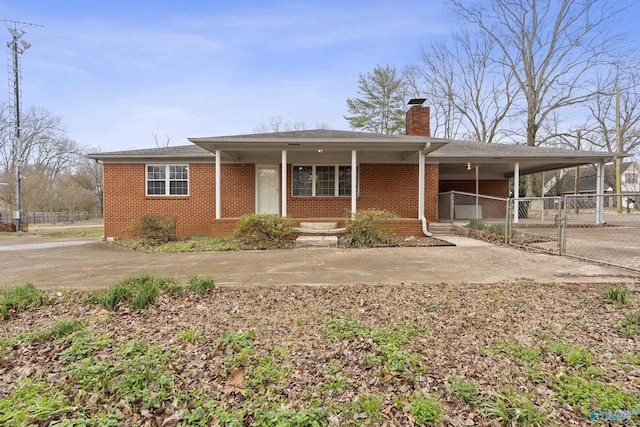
[507,194,640,272]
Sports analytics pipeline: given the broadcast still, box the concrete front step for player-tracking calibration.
[295,235,339,248]
[429,223,456,235]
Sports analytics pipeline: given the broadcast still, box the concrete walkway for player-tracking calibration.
[0,234,638,290]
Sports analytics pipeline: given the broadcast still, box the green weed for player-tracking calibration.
[178,327,202,343]
[59,330,113,361]
[448,377,481,404]
[482,390,551,426]
[36,318,83,341]
[545,341,592,368]
[253,405,326,427]
[325,359,344,375]
[97,274,178,310]
[188,276,216,295]
[551,374,640,416]
[410,394,444,425]
[603,286,629,307]
[491,342,541,364]
[619,311,640,337]
[0,378,74,426]
[0,282,44,319]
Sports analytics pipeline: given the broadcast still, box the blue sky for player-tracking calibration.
[2,1,639,152]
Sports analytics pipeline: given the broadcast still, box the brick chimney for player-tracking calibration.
[405,98,430,137]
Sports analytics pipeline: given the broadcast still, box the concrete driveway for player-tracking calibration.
[1,234,638,290]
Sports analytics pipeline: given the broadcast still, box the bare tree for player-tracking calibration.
[408,29,517,142]
[150,128,173,148]
[450,0,625,145]
[582,62,640,156]
[253,116,329,133]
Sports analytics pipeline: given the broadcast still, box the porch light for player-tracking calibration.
[317,149,324,153]
[467,162,472,170]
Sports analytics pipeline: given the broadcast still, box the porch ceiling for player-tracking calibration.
[434,141,627,178]
[188,129,449,164]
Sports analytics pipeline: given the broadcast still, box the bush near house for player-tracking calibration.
[341,208,398,247]
[129,215,178,243]
[235,213,295,249]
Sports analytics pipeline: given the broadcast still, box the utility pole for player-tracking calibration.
[615,88,622,214]
[574,130,581,214]
[3,19,42,231]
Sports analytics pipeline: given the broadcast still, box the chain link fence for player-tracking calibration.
[506,194,640,271]
[0,212,103,225]
[438,191,508,222]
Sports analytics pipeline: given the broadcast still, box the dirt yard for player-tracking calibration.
[1,280,639,426]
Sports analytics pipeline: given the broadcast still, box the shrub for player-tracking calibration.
[235,214,295,249]
[1,283,44,319]
[129,215,178,243]
[341,208,398,247]
[467,218,486,230]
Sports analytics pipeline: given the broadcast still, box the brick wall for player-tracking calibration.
[439,180,509,198]
[286,163,439,223]
[104,162,439,239]
[406,105,431,137]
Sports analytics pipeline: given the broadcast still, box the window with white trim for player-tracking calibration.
[624,172,638,185]
[292,165,357,197]
[146,165,189,196]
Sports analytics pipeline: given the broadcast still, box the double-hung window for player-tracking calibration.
[292,165,356,197]
[146,165,189,196]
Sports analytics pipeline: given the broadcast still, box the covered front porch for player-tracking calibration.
[189,130,449,237]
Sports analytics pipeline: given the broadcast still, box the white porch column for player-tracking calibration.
[596,161,604,224]
[282,150,287,217]
[513,162,520,224]
[418,150,425,219]
[351,150,357,216]
[215,150,221,219]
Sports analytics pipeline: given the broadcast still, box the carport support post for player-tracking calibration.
[351,150,357,216]
[418,150,425,219]
[215,150,221,219]
[282,150,287,217]
[513,162,520,224]
[596,161,604,224]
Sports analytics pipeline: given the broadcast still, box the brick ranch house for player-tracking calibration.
[88,99,620,240]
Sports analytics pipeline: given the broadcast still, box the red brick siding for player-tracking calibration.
[405,105,431,137]
[221,164,255,217]
[104,162,439,239]
[286,163,438,223]
[439,180,509,198]
[103,163,216,239]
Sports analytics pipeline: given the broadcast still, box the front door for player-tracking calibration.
[256,165,279,214]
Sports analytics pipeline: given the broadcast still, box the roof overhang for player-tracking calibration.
[188,133,448,164]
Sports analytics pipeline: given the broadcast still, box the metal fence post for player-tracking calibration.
[506,200,512,244]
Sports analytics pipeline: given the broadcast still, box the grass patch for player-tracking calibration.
[1,283,44,319]
[619,311,640,337]
[490,341,542,364]
[36,318,84,341]
[448,377,481,404]
[551,374,640,416]
[0,378,75,426]
[91,274,191,310]
[603,286,629,307]
[544,341,592,368]
[35,228,104,238]
[188,275,216,295]
[482,389,551,426]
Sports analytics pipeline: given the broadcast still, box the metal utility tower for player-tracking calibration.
[3,19,42,231]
